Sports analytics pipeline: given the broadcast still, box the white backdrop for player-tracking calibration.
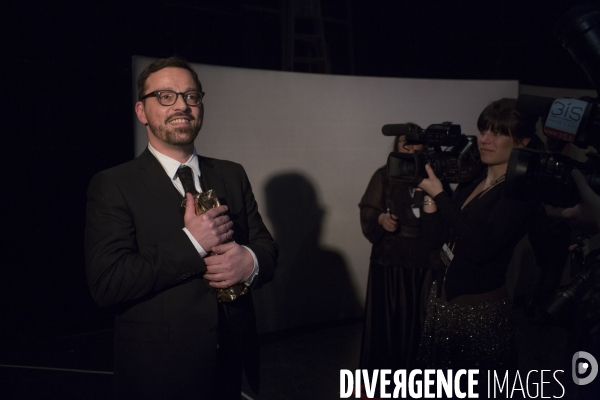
[132,55,519,332]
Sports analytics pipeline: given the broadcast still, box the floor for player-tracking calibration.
[0,319,362,400]
[0,310,589,400]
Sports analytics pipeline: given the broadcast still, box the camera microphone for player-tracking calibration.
[381,124,420,137]
[515,94,599,148]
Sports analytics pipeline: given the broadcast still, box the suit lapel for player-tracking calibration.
[137,149,186,229]
[198,156,228,206]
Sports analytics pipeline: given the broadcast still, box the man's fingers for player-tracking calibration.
[200,213,230,233]
[211,241,236,255]
[204,205,229,218]
[217,216,232,228]
[207,279,230,288]
[204,254,222,267]
[204,272,227,283]
[214,222,233,240]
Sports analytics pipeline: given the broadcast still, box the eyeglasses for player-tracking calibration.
[140,90,205,106]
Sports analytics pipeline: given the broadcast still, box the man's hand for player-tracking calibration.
[378,213,398,232]
[183,193,233,250]
[203,242,254,288]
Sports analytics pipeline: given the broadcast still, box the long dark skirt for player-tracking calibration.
[359,262,432,371]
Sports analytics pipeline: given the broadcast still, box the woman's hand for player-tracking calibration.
[417,164,444,198]
[378,212,398,232]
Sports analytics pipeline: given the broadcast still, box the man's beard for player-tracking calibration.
[148,120,201,147]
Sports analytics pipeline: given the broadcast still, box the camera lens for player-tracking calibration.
[506,148,600,207]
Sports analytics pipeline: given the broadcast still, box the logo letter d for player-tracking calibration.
[572,351,598,385]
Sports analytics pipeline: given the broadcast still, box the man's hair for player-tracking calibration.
[137,56,203,101]
[476,98,537,145]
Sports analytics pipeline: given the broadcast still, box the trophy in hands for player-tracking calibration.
[182,190,249,302]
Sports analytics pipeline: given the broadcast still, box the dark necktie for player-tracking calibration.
[176,165,199,195]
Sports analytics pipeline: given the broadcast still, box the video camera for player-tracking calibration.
[506,4,600,207]
[505,148,600,207]
[383,122,483,184]
[515,95,600,149]
[504,5,600,330]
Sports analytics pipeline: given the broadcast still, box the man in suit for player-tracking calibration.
[85,56,277,399]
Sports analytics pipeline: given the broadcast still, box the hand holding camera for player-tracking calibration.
[417,164,444,199]
[548,169,600,234]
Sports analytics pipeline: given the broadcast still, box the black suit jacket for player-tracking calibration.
[85,149,277,399]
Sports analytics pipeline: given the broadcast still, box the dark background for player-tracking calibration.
[2,0,597,338]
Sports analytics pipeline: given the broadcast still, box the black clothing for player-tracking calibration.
[85,149,277,399]
[360,168,427,268]
[527,208,571,309]
[419,171,539,370]
[422,173,539,301]
[358,167,431,371]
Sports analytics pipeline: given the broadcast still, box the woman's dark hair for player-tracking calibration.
[476,98,537,145]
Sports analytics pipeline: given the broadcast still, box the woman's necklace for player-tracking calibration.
[462,174,506,209]
[480,174,506,196]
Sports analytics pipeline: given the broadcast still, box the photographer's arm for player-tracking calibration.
[417,165,446,250]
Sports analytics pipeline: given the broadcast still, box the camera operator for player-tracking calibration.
[548,168,600,400]
[416,98,540,370]
[524,138,573,319]
[358,129,433,372]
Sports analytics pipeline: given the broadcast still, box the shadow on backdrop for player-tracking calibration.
[253,172,361,334]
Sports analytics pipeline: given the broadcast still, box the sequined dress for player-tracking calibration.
[418,173,539,370]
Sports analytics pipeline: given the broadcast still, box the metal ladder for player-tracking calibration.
[283,0,331,73]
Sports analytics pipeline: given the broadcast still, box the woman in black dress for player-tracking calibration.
[417,98,539,370]
[359,131,432,371]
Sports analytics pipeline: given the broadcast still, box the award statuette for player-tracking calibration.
[182,189,249,302]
